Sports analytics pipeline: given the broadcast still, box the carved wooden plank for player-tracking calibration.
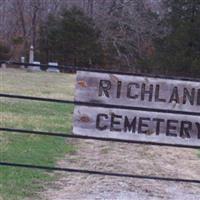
[75,71,200,114]
[73,106,200,147]
[73,71,200,146]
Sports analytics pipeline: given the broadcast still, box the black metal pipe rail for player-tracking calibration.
[1,162,200,184]
[1,93,200,116]
[0,128,200,149]
[1,60,200,82]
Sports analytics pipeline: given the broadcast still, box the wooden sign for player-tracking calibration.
[73,71,200,147]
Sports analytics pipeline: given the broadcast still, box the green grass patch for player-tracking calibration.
[0,100,74,200]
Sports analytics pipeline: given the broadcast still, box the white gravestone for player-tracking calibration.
[47,62,60,73]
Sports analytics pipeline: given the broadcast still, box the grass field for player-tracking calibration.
[0,68,75,200]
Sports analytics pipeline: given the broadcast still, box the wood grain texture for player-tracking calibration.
[75,71,200,114]
[73,106,200,147]
[73,71,200,146]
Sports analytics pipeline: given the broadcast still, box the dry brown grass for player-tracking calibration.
[0,68,75,100]
[0,68,75,200]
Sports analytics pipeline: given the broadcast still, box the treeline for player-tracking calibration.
[0,0,199,77]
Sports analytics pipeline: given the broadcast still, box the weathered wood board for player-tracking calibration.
[75,71,200,114]
[73,71,200,147]
[73,106,200,147]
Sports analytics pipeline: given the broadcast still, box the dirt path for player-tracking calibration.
[40,139,200,200]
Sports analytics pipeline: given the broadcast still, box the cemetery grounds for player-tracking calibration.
[0,68,200,200]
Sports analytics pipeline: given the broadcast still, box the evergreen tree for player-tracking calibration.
[0,42,10,61]
[155,0,200,77]
[39,7,102,66]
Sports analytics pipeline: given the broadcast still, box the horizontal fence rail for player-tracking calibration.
[1,60,200,82]
[1,93,200,149]
[1,161,200,184]
[1,61,200,186]
[1,93,200,116]
[1,127,200,149]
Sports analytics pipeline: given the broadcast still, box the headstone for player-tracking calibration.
[27,61,41,72]
[28,45,34,70]
[1,63,6,69]
[47,62,60,73]
[33,61,41,71]
[21,57,25,69]
[29,45,34,64]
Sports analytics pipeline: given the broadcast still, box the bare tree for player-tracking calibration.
[91,0,160,69]
[0,0,163,64]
